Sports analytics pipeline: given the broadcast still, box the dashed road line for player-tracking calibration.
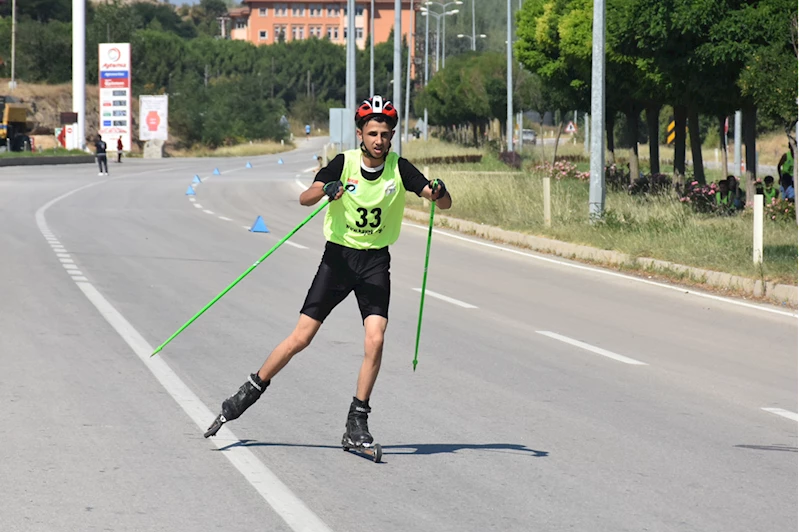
[536,331,648,366]
[412,288,477,309]
[761,408,799,422]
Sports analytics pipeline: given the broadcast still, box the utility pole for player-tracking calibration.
[588,0,606,219]
[734,110,742,177]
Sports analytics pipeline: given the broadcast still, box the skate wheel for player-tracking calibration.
[342,446,350,452]
[372,444,382,463]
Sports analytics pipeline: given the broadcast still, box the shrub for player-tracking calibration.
[532,160,589,180]
[765,198,796,222]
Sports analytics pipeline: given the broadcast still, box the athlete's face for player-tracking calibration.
[357,120,394,158]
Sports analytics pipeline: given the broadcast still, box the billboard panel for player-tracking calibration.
[139,95,169,141]
[98,43,131,152]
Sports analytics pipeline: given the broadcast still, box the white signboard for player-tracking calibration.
[98,43,131,152]
[139,95,169,141]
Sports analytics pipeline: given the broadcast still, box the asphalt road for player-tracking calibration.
[1,138,796,532]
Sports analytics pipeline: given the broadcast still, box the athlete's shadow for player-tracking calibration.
[383,443,548,457]
[216,440,548,457]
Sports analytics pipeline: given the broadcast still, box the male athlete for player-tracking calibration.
[205,96,452,448]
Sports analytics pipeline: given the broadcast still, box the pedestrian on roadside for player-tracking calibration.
[117,136,124,163]
[95,135,108,176]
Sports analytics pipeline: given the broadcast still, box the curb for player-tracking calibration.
[403,208,798,307]
[0,155,96,167]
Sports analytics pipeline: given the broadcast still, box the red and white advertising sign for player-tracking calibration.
[98,43,132,152]
[139,95,169,141]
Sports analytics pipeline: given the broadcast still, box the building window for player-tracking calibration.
[275,3,288,16]
[309,25,323,38]
[309,4,323,16]
[344,5,364,16]
[259,30,268,40]
[327,25,338,40]
[292,25,305,40]
[343,26,347,38]
[291,4,306,16]
[356,27,363,39]
[259,7,267,16]
[326,4,340,17]
[274,24,287,40]
[235,20,247,29]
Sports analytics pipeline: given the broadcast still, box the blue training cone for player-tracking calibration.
[245,161,253,169]
[185,185,196,196]
[249,215,270,233]
[192,175,201,184]
[213,168,221,175]
[277,158,284,165]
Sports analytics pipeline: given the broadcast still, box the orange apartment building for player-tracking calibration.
[228,1,414,51]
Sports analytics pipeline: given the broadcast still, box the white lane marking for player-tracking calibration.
[63,264,79,270]
[203,209,215,215]
[402,222,797,318]
[193,203,203,209]
[218,216,233,221]
[59,258,75,264]
[412,288,477,309]
[75,281,334,532]
[295,178,307,190]
[189,197,196,202]
[71,276,88,281]
[303,166,318,173]
[68,270,84,276]
[284,240,308,250]
[536,331,648,366]
[56,253,71,258]
[761,408,799,422]
[36,174,335,532]
[241,225,251,230]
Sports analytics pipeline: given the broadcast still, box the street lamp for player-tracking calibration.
[457,33,486,50]
[420,7,459,71]
[421,1,461,69]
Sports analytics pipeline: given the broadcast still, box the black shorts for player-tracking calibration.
[300,242,391,323]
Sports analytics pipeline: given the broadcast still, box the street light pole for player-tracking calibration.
[505,0,512,152]
[588,0,606,219]
[424,6,429,140]
[404,0,413,145]
[10,0,16,92]
[471,0,476,51]
[346,0,356,149]
[370,0,375,96]
[393,0,402,154]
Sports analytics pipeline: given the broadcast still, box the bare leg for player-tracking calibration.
[256,313,322,381]
[355,315,387,401]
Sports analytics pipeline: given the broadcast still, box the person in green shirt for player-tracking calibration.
[762,175,780,205]
[204,96,452,449]
[778,144,794,181]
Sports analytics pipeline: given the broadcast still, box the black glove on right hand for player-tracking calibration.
[323,180,343,201]
[429,179,447,200]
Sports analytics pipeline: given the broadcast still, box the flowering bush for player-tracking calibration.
[533,160,590,180]
[764,198,796,222]
[679,180,722,214]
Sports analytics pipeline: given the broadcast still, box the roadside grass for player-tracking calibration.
[169,141,293,158]
[405,169,798,285]
[0,147,87,158]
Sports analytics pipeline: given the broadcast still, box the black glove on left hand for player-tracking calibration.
[429,179,447,200]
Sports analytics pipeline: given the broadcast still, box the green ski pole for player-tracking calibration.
[413,189,437,371]
[152,198,329,357]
